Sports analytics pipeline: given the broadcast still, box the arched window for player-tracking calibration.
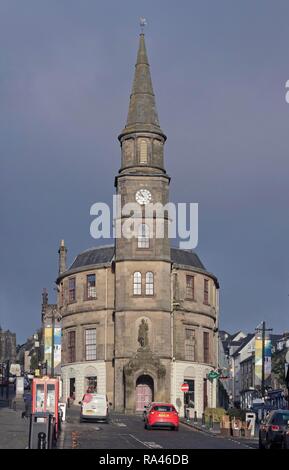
[140,139,148,164]
[145,272,154,295]
[133,272,142,295]
[138,223,149,248]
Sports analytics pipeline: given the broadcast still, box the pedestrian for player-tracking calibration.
[23,392,32,418]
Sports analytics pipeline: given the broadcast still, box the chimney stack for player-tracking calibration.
[58,239,67,275]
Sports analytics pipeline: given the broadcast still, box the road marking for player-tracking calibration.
[115,422,127,427]
[128,434,153,448]
[128,434,163,449]
[143,442,163,449]
[227,438,255,449]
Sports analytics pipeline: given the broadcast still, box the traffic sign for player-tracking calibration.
[181,383,189,392]
[207,370,220,380]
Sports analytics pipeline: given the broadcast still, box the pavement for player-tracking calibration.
[57,405,259,450]
[180,417,258,448]
[0,389,30,449]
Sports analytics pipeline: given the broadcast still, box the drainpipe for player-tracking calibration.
[170,268,177,407]
[105,267,108,362]
[170,270,174,404]
[215,287,220,408]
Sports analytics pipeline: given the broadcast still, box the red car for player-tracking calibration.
[145,403,179,431]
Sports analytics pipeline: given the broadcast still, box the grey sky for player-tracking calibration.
[1,1,288,344]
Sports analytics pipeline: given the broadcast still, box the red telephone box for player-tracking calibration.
[32,376,60,434]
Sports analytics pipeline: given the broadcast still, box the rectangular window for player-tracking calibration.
[186,275,194,300]
[87,274,96,299]
[68,331,76,363]
[69,277,76,303]
[140,139,148,164]
[138,224,150,248]
[204,279,209,305]
[184,379,195,407]
[203,331,210,363]
[85,328,96,361]
[185,328,196,361]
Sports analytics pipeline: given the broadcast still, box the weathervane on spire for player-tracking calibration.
[140,17,147,33]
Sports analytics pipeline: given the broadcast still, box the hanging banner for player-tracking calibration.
[255,331,272,388]
[53,327,62,375]
[264,338,272,381]
[44,326,52,372]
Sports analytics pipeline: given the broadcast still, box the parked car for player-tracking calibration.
[79,393,111,423]
[144,403,179,431]
[259,409,289,449]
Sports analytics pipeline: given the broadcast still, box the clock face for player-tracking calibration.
[135,189,152,205]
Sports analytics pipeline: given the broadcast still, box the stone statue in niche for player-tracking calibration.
[138,319,149,348]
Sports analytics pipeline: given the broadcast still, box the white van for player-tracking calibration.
[79,393,110,422]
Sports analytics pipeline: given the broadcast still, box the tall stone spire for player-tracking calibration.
[119,33,166,140]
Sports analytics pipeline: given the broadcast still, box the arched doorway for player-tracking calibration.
[135,375,154,411]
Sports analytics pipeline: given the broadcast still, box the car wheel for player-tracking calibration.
[265,438,272,450]
[258,434,265,449]
[146,424,151,430]
[175,426,179,432]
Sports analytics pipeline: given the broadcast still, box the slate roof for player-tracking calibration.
[231,334,255,357]
[69,245,115,270]
[58,244,217,284]
[171,248,205,270]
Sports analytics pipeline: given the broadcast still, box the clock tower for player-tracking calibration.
[114,33,172,412]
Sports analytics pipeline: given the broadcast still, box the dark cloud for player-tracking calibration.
[0,1,288,343]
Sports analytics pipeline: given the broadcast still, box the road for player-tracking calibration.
[58,406,258,450]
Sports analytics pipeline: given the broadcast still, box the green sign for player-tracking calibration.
[207,371,220,380]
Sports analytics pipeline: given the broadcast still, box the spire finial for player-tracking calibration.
[139,17,147,34]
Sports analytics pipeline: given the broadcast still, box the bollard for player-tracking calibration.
[194,411,198,423]
[38,432,46,449]
[209,414,213,429]
[13,400,16,411]
[67,397,70,408]
[201,413,205,426]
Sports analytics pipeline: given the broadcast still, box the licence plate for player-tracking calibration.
[159,413,169,417]
[85,410,93,414]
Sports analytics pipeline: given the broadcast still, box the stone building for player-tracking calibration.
[56,33,220,417]
[0,326,16,364]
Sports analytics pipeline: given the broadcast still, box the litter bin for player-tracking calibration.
[28,412,54,449]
